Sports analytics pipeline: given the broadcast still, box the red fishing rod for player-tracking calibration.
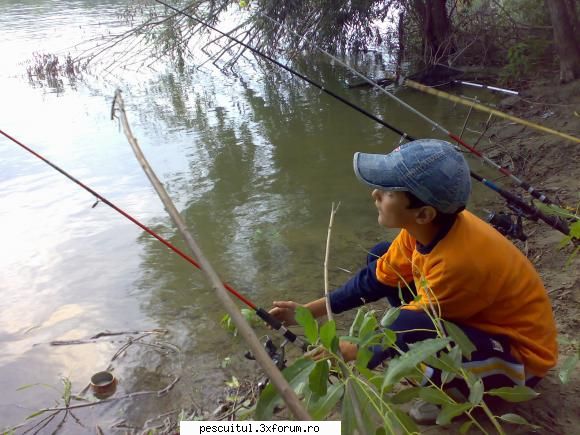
[0,128,307,351]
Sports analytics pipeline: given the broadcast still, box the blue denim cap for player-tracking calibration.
[353,139,471,213]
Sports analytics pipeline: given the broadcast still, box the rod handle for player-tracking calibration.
[256,308,309,351]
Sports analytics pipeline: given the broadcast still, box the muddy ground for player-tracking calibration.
[462,77,580,435]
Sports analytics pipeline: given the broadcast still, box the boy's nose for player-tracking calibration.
[371,189,381,201]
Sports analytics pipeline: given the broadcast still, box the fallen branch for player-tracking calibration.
[46,328,168,346]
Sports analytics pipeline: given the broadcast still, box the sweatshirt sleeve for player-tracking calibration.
[375,229,415,286]
[329,260,399,314]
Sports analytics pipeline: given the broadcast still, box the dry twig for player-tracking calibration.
[323,202,340,321]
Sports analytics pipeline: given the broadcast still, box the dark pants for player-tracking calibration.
[366,242,540,395]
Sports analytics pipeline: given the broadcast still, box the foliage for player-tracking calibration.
[221,308,262,336]
[557,336,579,384]
[254,300,541,433]
[535,202,580,268]
[80,0,565,83]
[3,377,88,434]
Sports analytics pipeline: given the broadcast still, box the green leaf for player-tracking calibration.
[434,346,462,384]
[62,377,72,407]
[459,420,473,434]
[359,312,378,341]
[308,360,329,397]
[225,376,240,388]
[255,358,316,419]
[380,307,400,328]
[564,246,579,269]
[360,332,385,348]
[535,202,578,220]
[341,382,356,435]
[319,320,337,352]
[390,386,421,404]
[241,308,260,327]
[468,378,484,405]
[441,370,456,385]
[486,385,539,402]
[498,413,540,429]
[559,352,579,384]
[419,387,453,405]
[343,380,379,435]
[25,409,47,420]
[308,383,344,420]
[425,346,462,374]
[295,306,318,344]
[349,309,365,337]
[220,313,237,335]
[443,321,476,360]
[381,329,396,348]
[436,402,472,425]
[392,408,419,433]
[355,346,373,371]
[382,337,450,389]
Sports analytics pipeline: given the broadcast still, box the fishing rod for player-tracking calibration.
[152,1,569,236]
[254,11,562,207]
[404,79,580,144]
[0,127,308,352]
[454,80,519,96]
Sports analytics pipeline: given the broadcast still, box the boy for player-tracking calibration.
[269,139,557,423]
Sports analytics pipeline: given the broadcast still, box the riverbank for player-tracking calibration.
[471,77,580,434]
[208,78,580,433]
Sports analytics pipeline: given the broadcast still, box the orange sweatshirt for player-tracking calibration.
[375,210,558,377]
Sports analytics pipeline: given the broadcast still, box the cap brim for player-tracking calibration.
[353,152,409,191]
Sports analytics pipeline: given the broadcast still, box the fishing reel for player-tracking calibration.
[486,211,527,241]
[244,335,287,371]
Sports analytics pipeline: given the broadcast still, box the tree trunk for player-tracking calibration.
[413,0,453,65]
[546,0,580,82]
[396,9,406,81]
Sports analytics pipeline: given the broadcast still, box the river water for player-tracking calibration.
[0,0,498,431]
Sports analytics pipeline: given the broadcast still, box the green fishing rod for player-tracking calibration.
[153,0,570,237]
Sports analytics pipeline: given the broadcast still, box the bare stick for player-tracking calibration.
[459,106,473,141]
[323,202,340,321]
[111,90,310,421]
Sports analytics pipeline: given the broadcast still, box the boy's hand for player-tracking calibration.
[268,301,301,326]
[307,340,358,362]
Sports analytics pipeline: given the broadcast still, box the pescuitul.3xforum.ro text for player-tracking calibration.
[198,422,322,433]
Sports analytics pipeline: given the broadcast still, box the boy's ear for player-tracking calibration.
[415,206,437,224]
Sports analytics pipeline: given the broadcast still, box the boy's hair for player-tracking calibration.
[404,192,462,226]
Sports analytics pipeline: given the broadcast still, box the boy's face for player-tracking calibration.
[371,189,419,228]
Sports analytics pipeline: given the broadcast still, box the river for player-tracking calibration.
[0,0,498,431]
